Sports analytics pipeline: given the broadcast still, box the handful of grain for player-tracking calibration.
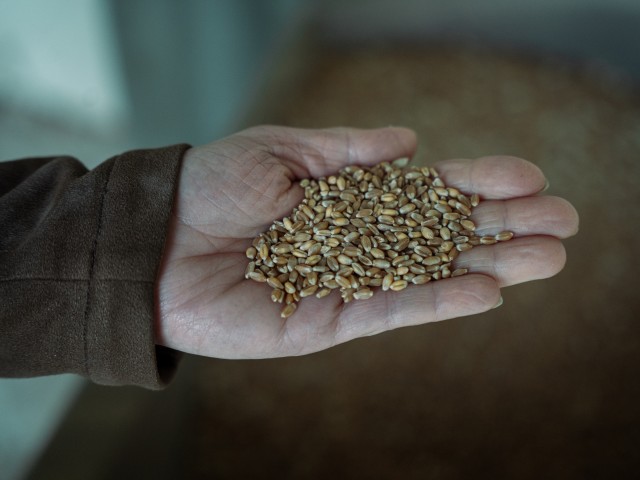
[245,158,513,318]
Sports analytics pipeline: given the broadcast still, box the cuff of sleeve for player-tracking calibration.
[84,144,189,389]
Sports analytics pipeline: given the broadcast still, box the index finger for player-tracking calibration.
[435,156,547,200]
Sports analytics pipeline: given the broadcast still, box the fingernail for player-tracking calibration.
[492,296,504,309]
[541,179,550,192]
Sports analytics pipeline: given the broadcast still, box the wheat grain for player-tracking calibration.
[245,160,513,317]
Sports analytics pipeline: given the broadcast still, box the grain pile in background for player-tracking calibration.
[246,158,513,318]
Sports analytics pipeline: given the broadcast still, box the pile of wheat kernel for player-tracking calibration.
[245,158,513,318]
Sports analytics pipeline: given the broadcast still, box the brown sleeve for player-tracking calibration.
[0,144,189,389]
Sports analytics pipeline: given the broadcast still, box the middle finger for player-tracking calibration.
[471,196,579,239]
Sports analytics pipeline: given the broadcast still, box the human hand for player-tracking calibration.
[156,126,579,358]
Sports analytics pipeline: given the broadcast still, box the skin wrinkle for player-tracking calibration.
[502,196,512,234]
[380,289,402,336]
[201,162,292,235]
[343,300,370,340]
[221,160,268,201]
[235,149,287,187]
[222,136,264,163]
[511,199,537,233]
[293,294,343,347]
[279,315,307,356]
[251,125,292,151]
[238,146,295,193]
[489,241,503,286]
[334,307,360,342]
[183,301,243,356]
[279,299,338,356]
[208,308,276,360]
[227,174,271,219]
[275,300,304,355]
[362,128,414,166]
[269,141,319,179]
[203,187,244,221]
[293,140,323,176]
[236,166,280,204]
[284,130,341,175]
[311,300,340,348]
[275,314,292,353]
[168,255,241,315]
[463,276,497,313]
[466,158,478,198]
[306,312,337,355]
[159,274,201,322]
[172,219,225,257]
[327,302,345,346]
[432,283,448,324]
[165,280,240,352]
[505,237,562,285]
[479,201,512,234]
[242,129,308,177]
[342,129,357,166]
[212,141,296,218]
[324,296,355,342]
[203,255,244,290]
[279,326,302,356]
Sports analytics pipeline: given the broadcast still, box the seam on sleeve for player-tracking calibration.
[82,157,117,378]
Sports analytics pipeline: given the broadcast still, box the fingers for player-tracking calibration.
[453,236,567,288]
[246,125,418,178]
[333,274,501,343]
[435,156,547,199]
[331,235,566,343]
[432,156,576,287]
[471,196,580,238]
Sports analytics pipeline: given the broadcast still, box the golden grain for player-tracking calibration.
[480,236,498,245]
[390,280,408,291]
[281,303,296,318]
[267,277,284,289]
[245,160,513,317]
[495,231,514,241]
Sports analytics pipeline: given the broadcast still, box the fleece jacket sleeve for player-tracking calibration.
[0,144,189,389]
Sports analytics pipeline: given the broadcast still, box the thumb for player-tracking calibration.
[247,125,418,178]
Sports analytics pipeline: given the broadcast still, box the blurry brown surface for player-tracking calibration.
[28,46,640,480]
[188,47,640,479]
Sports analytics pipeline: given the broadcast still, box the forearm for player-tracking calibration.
[0,145,188,389]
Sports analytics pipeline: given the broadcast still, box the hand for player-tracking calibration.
[156,126,579,358]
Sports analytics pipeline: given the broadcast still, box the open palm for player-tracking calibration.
[155,126,579,359]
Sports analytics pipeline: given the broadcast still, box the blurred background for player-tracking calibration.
[1,0,639,479]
